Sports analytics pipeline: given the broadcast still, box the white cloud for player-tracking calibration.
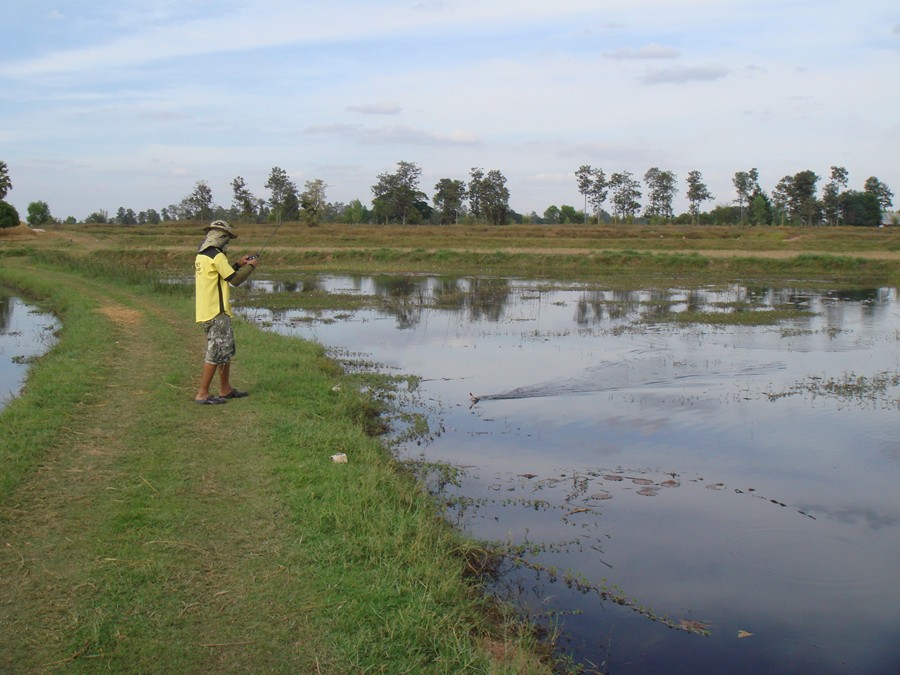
[640,64,730,85]
[346,102,403,115]
[137,110,192,121]
[604,44,680,60]
[532,172,575,184]
[306,123,480,147]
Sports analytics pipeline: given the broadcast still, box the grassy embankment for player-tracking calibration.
[0,250,547,673]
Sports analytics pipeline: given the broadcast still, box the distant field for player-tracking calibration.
[5,221,900,284]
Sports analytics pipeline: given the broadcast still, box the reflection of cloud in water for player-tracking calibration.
[602,413,670,437]
[795,503,900,531]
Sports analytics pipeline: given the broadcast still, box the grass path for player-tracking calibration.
[0,263,541,672]
[1,266,326,670]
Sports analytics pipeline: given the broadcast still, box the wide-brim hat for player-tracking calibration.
[203,220,237,239]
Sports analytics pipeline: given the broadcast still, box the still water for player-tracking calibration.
[0,291,59,413]
[241,276,900,674]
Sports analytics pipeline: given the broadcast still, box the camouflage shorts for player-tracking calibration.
[203,313,236,365]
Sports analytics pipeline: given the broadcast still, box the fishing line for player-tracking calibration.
[248,209,283,261]
[245,210,282,325]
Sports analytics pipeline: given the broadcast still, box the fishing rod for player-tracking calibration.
[247,210,283,261]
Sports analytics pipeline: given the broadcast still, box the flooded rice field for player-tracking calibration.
[241,275,900,674]
[0,291,58,413]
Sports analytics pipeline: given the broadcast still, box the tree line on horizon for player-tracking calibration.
[0,159,895,230]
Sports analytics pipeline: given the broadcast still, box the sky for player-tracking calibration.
[1,0,899,221]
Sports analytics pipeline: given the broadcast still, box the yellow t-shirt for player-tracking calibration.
[195,249,236,322]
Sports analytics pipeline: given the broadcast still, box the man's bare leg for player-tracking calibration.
[196,362,219,401]
[218,361,234,397]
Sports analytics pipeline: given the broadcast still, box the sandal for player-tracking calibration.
[195,396,227,405]
[222,390,249,399]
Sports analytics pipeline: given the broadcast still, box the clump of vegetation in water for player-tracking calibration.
[767,370,900,407]
[644,307,816,326]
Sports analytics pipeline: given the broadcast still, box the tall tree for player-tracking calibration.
[300,179,328,226]
[231,176,256,221]
[0,201,19,229]
[265,166,300,221]
[115,206,137,225]
[821,166,849,226]
[748,192,772,226]
[85,209,109,224]
[371,161,426,225]
[479,170,511,225]
[643,167,677,222]
[863,177,894,213]
[686,170,713,225]
[27,201,52,226]
[792,170,820,226]
[575,165,594,223]
[187,180,214,222]
[840,191,882,227]
[543,205,561,224]
[0,161,11,200]
[467,167,485,221]
[772,175,794,225]
[343,199,369,224]
[608,171,642,222]
[587,168,608,224]
[433,178,467,224]
[732,168,759,224]
[558,205,582,224]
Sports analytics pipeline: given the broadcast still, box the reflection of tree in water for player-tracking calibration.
[299,276,328,294]
[828,288,890,324]
[0,294,12,333]
[683,288,703,313]
[576,290,607,324]
[460,278,511,322]
[261,276,327,294]
[576,289,695,325]
[762,286,888,333]
[278,280,302,293]
[574,287,811,326]
[760,287,812,309]
[640,289,680,322]
[372,275,431,329]
[371,276,513,328]
[428,277,513,323]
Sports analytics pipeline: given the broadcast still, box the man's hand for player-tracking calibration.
[239,254,258,267]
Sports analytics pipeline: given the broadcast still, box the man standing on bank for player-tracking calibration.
[194,220,258,404]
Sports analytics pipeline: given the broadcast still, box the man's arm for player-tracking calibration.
[226,255,257,286]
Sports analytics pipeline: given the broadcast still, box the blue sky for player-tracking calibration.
[2,0,898,220]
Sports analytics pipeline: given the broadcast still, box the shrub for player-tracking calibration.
[0,200,20,228]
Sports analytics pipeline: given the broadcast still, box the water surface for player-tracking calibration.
[242,276,900,674]
[0,291,59,412]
